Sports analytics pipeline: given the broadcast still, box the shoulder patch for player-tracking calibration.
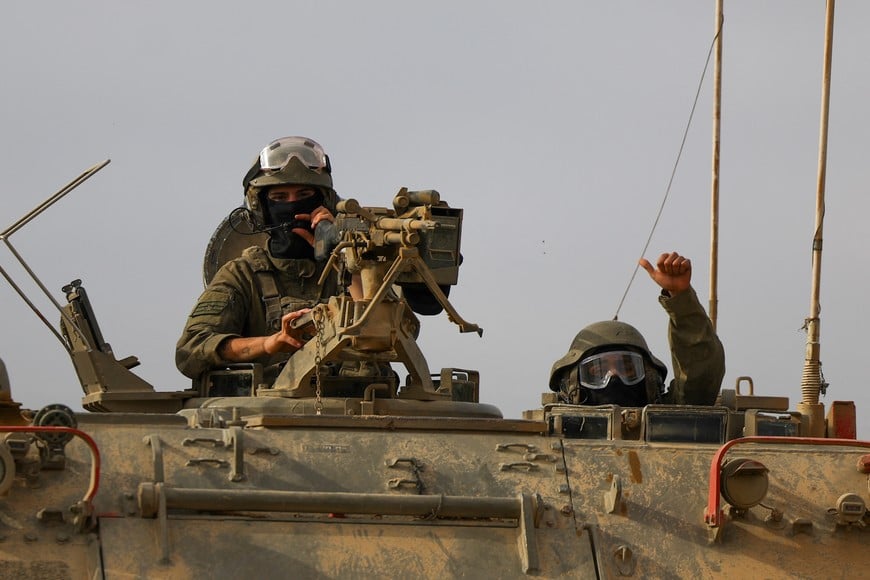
[190,300,228,318]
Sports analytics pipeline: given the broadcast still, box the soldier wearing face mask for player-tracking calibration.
[176,136,348,385]
[549,252,725,407]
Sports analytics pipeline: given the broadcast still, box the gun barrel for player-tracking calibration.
[376,218,435,232]
[383,232,420,245]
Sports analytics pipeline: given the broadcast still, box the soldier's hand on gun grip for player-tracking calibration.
[264,309,312,354]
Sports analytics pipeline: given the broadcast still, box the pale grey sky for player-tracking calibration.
[2,1,868,437]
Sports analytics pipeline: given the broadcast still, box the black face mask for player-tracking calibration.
[265,192,324,259]
[579,376,649,407]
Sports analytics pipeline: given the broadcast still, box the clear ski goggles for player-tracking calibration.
[258,136,331,173]
[578,350,646,389]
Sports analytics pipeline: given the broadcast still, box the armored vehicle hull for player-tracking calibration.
[1,396,868,578]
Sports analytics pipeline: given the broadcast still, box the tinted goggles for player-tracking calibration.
[578,350,646,389]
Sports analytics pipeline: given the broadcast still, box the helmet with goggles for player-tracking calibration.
[548,320,667,392]
[242,136,338,228]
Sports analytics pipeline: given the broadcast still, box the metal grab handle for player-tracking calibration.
[139,485,523,519]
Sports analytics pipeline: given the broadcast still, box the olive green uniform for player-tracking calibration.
[176,246,340,382]
[657,286,724,405]
[550,286,724,405]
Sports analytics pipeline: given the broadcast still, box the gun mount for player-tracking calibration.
[260,189,483,403]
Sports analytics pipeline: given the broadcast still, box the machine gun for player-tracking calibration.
[259,189,482,403]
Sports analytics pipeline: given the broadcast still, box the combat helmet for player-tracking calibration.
[242,136,338,228]
[549,320,668,397]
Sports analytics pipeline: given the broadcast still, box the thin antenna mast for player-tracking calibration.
[709,0,724,330]
[799,0,836,437]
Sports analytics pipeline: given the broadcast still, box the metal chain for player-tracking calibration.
[313,307,325,415]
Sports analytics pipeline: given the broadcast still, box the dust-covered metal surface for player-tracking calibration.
[27,415,601,578]
[2,409,867,578]
[560,438,869,578]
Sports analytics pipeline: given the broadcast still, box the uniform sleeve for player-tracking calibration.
[175,266,252,380]
[658,287,725,405]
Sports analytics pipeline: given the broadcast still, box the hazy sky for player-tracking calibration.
[2,1,868,438]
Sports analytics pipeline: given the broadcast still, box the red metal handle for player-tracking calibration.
[705,436,870,528]
[0,426,101,504]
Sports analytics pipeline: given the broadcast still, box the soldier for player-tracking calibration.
[549,252,724,407]
[176,136,347,386]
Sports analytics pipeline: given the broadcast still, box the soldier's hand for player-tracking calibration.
[292,206,334,246]
[639,252,692,296]
[264,308,312,354]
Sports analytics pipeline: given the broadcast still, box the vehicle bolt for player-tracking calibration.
[764,508,784,524]
[56,533,70,544]
[24,533,38,543]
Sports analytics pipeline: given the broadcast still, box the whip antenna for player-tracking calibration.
[613,22,723,319]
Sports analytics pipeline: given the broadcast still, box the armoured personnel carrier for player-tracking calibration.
[0,162,867,579]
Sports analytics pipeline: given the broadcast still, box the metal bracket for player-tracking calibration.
[496,443,537,453]
[182,437,226,448]
[604,475,622,514]
[144,435,165,483]
[156,482,170,564]
[226,427,246,483]
[523,453,556,463]
[179,430,247,482]
[499,462,539,473]
[517,492,540,574]
[386,457,424,493]
[186,459,229,468]
[248,446,279,456]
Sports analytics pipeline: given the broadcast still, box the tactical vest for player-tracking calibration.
[242,246,333,331]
